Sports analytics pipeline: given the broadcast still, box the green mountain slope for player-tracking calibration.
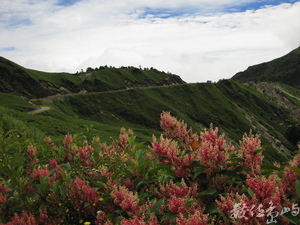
[0,56,299,165]
[8,80,292,164]
[232,46,300,88]
[0,57,184,99]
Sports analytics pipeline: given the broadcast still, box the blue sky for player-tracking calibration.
[1,0,300,82]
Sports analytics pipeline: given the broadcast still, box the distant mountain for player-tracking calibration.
[0,54,299,165]
[232,46,300,88]
[0,57,185,99]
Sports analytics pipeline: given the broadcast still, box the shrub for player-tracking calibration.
[0,111,299,224]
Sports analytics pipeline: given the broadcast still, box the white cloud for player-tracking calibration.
[0,1,300,83]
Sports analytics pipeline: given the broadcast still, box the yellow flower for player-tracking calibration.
[99,197,104,201]
[84,222,91,225]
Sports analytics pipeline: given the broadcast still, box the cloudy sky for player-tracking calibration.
[1,0,300,83]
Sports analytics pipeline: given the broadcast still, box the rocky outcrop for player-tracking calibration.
[251,82,300,123]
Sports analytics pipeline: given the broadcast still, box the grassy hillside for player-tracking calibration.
[232,46,300,88]
[19,80,294,164]
[0,57,184,99]
[1,56,299,165]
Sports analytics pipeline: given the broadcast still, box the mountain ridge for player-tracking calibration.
[1,47,300,164]
[231,46,300,88]
[0,56,185,99]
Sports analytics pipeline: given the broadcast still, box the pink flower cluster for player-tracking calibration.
[27,145,39,164]
[155,112,234,175]
[1,110,299,225]
[111,186,139,213]
[160,111,198,149]
[63,134,73,149]
[282,152,300,196]
[0,181,11,205]
[197,125,232,173]
[238,132,263,176]
[31,167,49,179]
[5,209,54,225]
[68,177,99,206]
[149,135,195,176]
[176,209,209,225]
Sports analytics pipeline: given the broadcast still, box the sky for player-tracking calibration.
[1,0,300,83]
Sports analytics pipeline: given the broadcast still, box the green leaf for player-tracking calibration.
[95,181,106,189]
[151,199,164,214]
[233,165,249,172]
[184,150,194,155]
[288,166,300,176]
[175,182,183,188]
[4,129,18,137]
[205,203,219,214]
[281,211,300,225]
[10,156,25,167]
[226,157,245,162]
[227,162,241,167]
[247,187,254,195]
[51,181,59,193]
[261,165,281,170]
[7,143,20,151]
[146,165,164,176]
[198,188,217,196]
[296,180,300,198]
[185,160,202,168]
[226,171,241,180]
[128,135,136,147]
[160,212,176,223]
[158,174,175,183]
[84,202,91,208]
[16,165,24,176]
[123,148,134,157]
[194,165,206,179]
[254,147,264,154]
[134,149,144,161]
[57,146,65,157]
[61,172,71,183]
[59,186,67,196]
[98,176,108,183]
[136,180,150,190]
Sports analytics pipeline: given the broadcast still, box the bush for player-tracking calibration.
[0,111,299,224]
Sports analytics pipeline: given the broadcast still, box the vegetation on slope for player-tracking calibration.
[232,46,300,88]
[0,111,300,224]
[30,80,295,163]
[0,57,184,99]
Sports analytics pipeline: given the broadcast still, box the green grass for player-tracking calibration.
[0,93,35,111]
[0,79,297,163]
[0,106,46,144]
[1,56,184,98]
[232,46,300,88]
[40,80,294,163]
[24,69,82,89]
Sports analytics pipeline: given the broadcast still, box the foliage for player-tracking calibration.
[0,111,299,224]
[46,80,295,162]
[0,93,35,111]
[0,56,184,98]
[232,46,300,88]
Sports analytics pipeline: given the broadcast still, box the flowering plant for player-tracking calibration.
[0,111,299,224]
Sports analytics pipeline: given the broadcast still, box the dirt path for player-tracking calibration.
[28,83,188,114]
[28,106,52,114]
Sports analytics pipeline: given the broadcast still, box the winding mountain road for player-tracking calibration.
[28,106,52,114]
[27,83,187,114]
